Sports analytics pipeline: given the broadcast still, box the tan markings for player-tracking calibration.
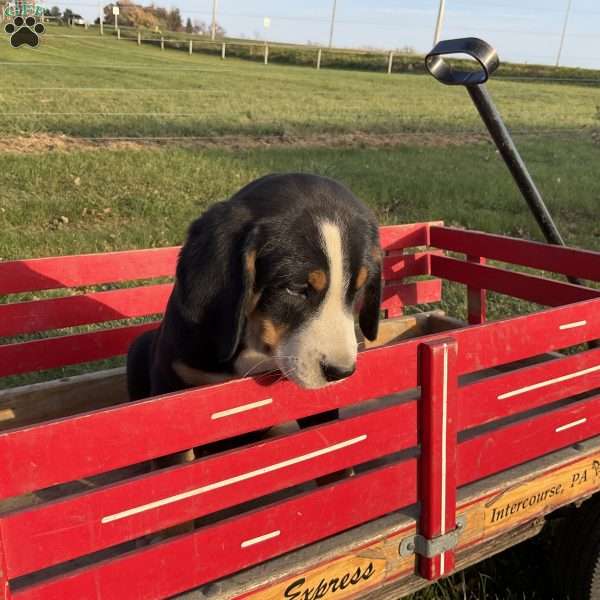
[246,292,261,316]
[244,312,288,353]
[371,245,383,263]
[245,311,268,353]
[261,318,288,349]
[308,269,328,292]
[356,266,369,290]
[245,250,257,276]
[172,361,234,387]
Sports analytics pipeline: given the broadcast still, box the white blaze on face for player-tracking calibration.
[277,220,358,389]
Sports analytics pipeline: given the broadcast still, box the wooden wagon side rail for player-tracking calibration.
[0,298,598,499]
[0,322,159,378]
[431,254,600,307]
[4,359,600,597]
[0,247,181,296]
[2,401,418,578]
[2,336,599,579]
[1,223,599,599]
[0,222,441,298]
[0,222,444,375]
[0,284,171,338]
[430,226,600,283]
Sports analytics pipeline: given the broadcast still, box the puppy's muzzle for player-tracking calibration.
[320,362,356,383]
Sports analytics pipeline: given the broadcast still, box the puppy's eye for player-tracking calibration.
[285,284,309,298]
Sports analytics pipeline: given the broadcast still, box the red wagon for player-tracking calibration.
[1,221,599,599]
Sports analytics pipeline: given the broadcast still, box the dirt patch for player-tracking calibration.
[0,132,490,154]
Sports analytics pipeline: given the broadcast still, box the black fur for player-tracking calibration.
[127,173,382,400]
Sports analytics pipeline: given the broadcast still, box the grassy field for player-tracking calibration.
[0,27,599,599]
[1,25,599,138]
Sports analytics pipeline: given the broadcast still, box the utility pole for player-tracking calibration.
[211,0,218,41]
[328,0,337,48]
[433,0,446,45]
[556,0,573,67]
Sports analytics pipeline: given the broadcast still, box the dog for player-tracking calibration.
[127,172,382,460]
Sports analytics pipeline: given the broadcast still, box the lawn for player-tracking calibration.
[0,25,599,138]
[0,27,599,600]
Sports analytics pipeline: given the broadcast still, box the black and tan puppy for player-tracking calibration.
[127,173,382,457]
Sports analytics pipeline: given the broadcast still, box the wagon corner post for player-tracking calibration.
[418,336,458,579]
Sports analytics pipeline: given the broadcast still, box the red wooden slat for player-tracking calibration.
[379,222,442,252]
[430,226,600,282]
[11,460,417,600]
[382,252,435,281]
[0,224,440,297]
[0,247,179,295]
[382,279,442,313]
[459,394,600,484]
[0,280,440,378]
[0,284,171,337]
[1,402,417,577]
[0,299,598,499]
[0,322,159,378]
[431,254,600,307]
[419,339,458,579]
[459,348,600,430]
[11,391,600,600]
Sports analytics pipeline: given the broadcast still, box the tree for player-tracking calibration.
[62,8,74,23]
[43,6,61,18]
[185,17,192,33]
[165,7,182,32]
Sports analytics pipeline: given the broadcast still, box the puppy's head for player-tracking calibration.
[176,174,381,389]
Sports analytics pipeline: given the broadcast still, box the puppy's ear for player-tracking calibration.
[176,206,260,363]
[359,246,382,341]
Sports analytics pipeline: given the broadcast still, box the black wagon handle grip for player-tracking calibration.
[425,37,499,86]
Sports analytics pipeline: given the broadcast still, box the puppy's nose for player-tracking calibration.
[321,362,356,382]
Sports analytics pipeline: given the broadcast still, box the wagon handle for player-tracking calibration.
[425,38,598,349]
[425,37,566,248]
[425,37,499,86]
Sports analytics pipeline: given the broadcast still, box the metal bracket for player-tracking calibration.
[399,516,466,558]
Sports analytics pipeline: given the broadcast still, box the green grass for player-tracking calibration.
[1,140,597,260]
[0,28,598,600]
[0,26,599,138]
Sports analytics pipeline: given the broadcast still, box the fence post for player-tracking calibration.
[387,50,394,74]
[137,31,140,45]
[467,256,487,324]
[221,42,226,59]
[189,39,193,55]
[160,36,164,51]
[100,20,103,35]
[316,47,322,69]
[264,43,269,65]
[84,21,88,30]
